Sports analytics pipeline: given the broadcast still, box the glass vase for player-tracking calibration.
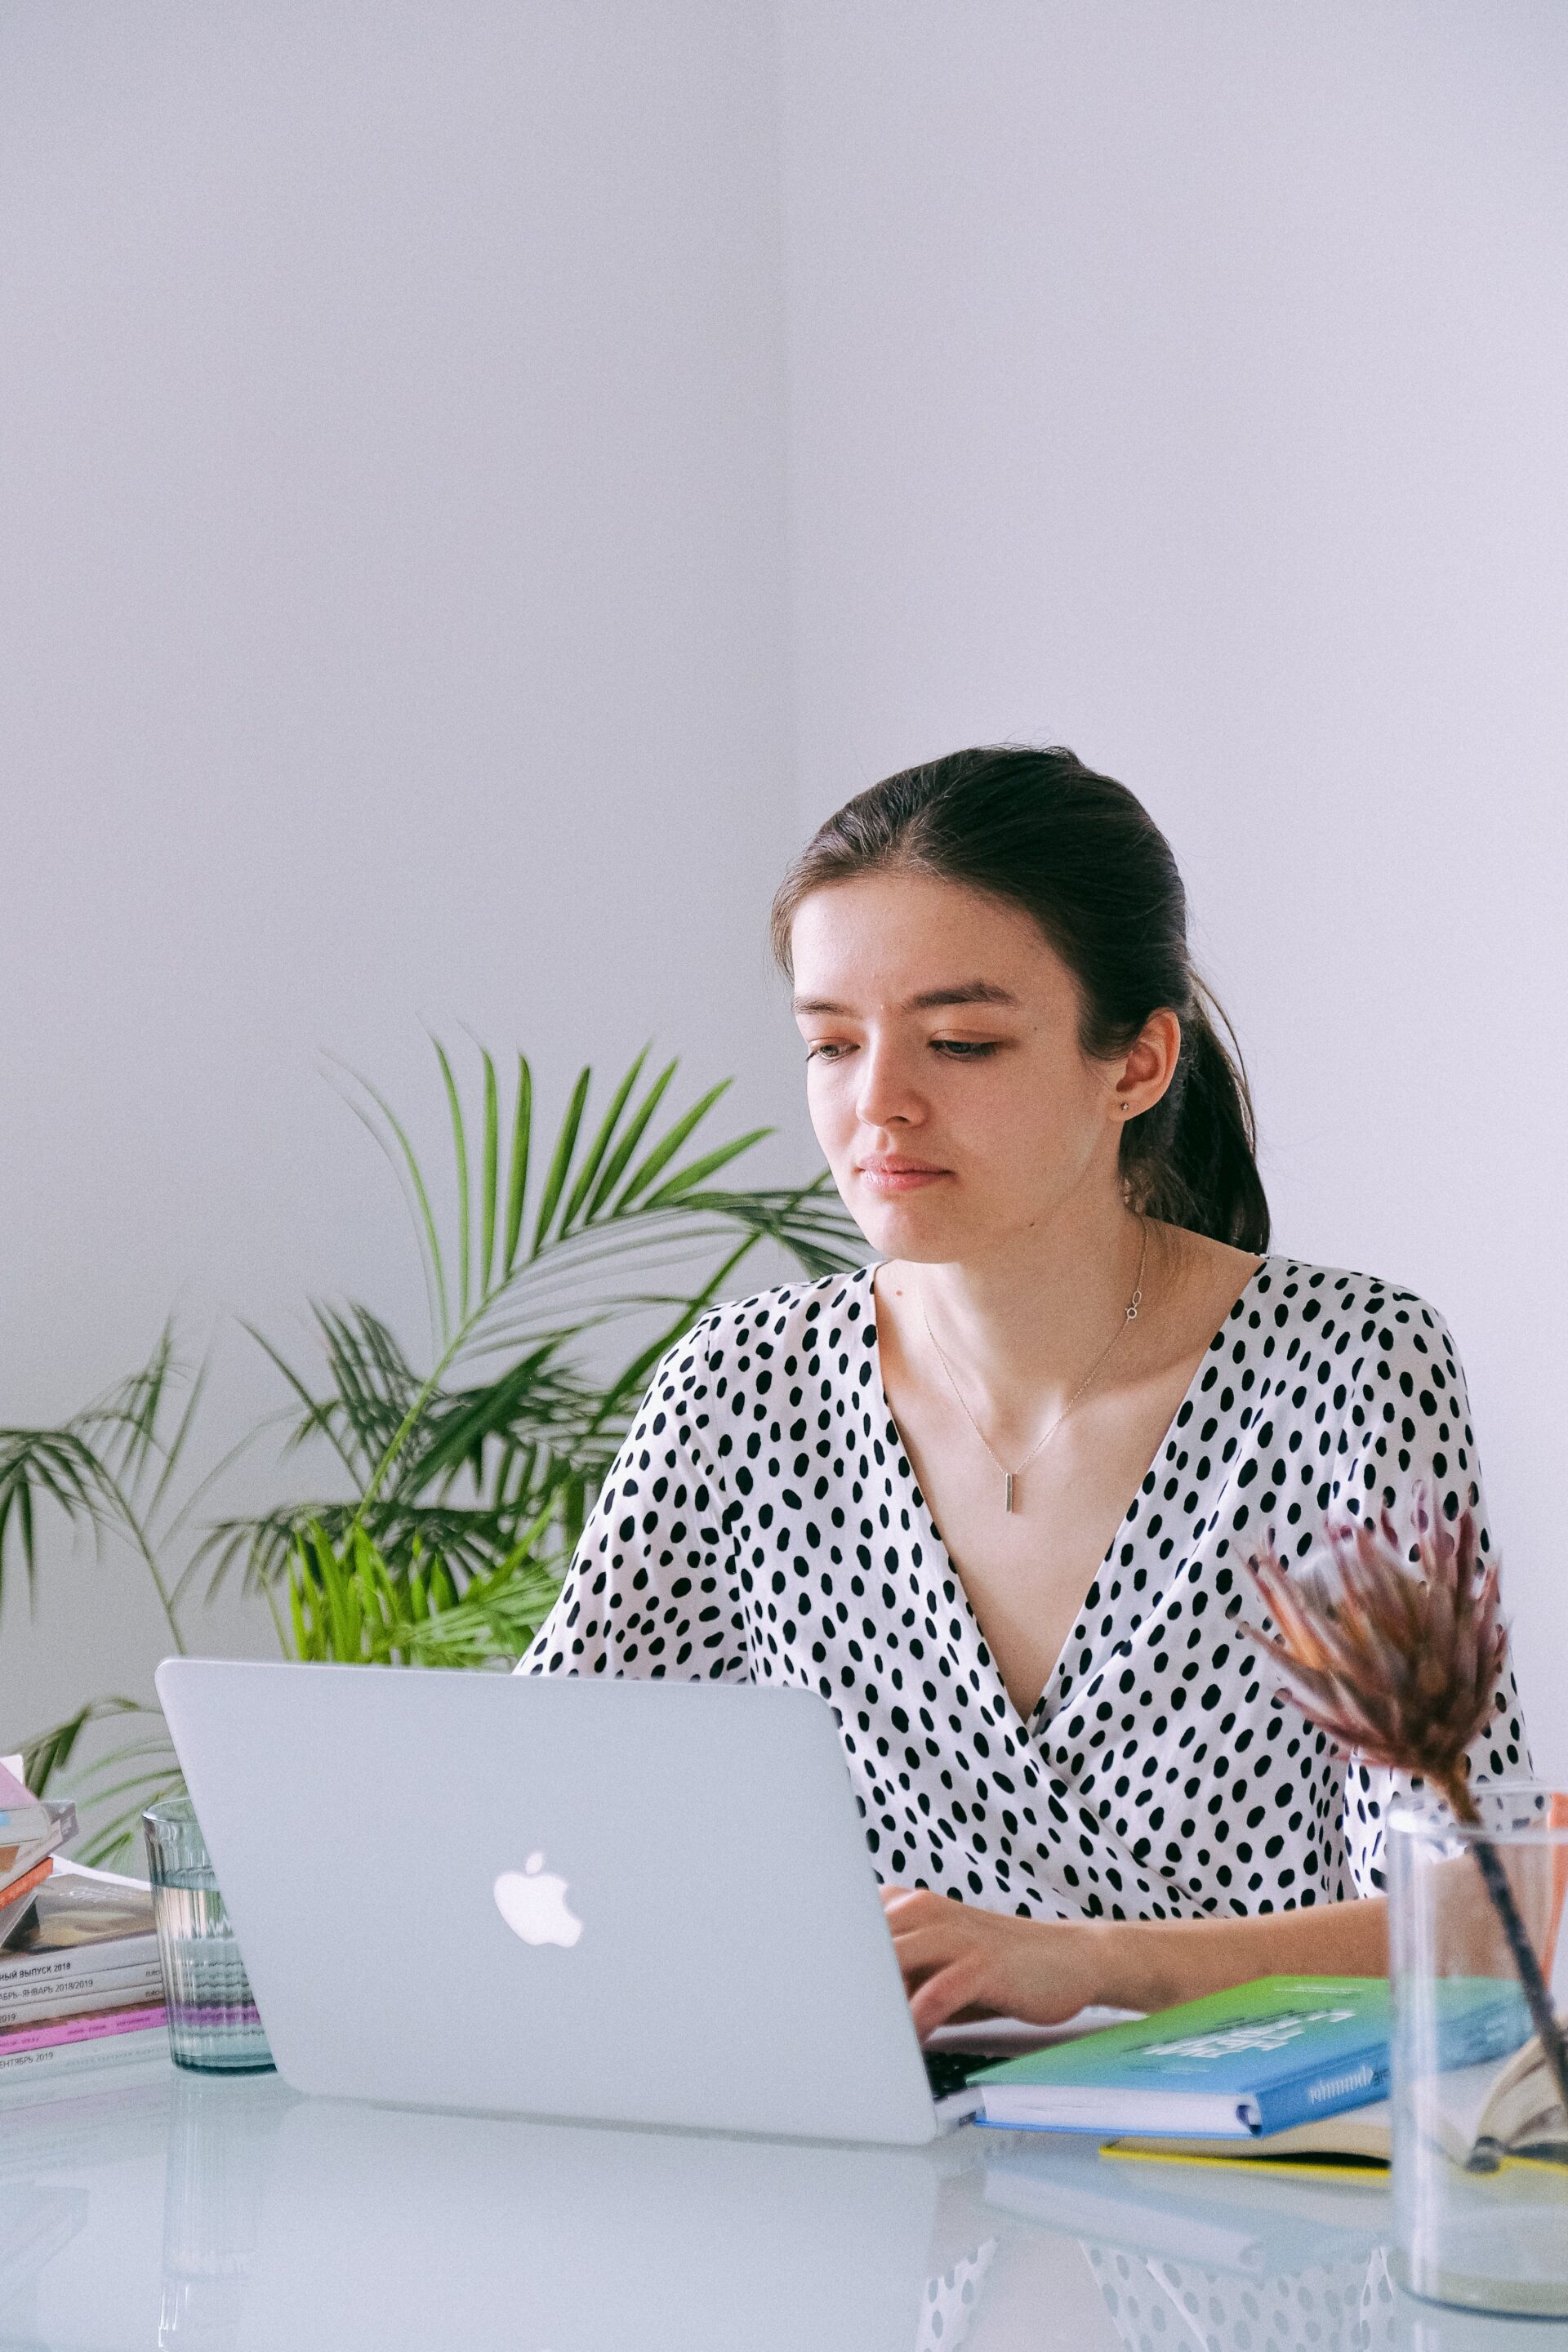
[1388,1784,1568,2319]
[143,1796,274,2076]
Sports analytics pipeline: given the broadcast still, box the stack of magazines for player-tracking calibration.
[0,1757,168,2087]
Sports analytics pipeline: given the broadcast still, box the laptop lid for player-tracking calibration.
[155,1659,937,2145]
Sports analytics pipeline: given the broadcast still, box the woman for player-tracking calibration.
[523,745,1525,2039]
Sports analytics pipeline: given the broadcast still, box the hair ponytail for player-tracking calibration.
[1125,984,1269,1250]
[771,746,1271,1254]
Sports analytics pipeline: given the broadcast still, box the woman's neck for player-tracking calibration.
[884,1196,1169,1425]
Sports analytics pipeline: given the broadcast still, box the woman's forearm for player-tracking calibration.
[1090,1896,1388,2015]
[881,1884,1391,2038]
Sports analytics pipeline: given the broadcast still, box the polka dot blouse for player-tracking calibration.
[522,1257,1528,1921]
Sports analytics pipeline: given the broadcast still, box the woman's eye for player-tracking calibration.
[804,1040,852,1062]
[932,1039,1000,1059]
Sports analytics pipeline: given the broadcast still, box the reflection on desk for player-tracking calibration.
[1,2055,1565,2351]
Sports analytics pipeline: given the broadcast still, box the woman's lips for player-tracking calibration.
[856,1162,950,1194]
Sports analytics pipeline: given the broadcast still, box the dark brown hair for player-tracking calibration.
[771,745,1269,1252]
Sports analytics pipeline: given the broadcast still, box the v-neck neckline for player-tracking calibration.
[861,1254,1274,1740]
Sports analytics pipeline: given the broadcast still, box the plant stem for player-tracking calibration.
[1437,1771,1568,2127]
[100,1473,187,1657]
[260,1576,291,1660]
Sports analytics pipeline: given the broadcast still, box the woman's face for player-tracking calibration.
[790,870,1172,1266]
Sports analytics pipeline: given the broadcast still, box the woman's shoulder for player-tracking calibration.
[672,1264,877,1377]
[1248,1254,1461,1354]
[1239,1255,1474,1437]
[1235,1257,1484,1539]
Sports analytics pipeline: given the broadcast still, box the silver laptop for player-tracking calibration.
[155,1659,944,2145]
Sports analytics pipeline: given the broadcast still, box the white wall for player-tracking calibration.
[0,1,804,1742]
[6,2,1565,1779]
[778,2,1568,1766]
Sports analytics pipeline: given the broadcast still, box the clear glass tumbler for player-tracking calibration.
[143,1796,274,2075]
[1388,1784,1568,2319]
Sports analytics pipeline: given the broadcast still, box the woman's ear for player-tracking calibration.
[1112,1009,1183,1113]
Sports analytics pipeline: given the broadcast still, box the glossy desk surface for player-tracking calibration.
[1,2055,1561,2352]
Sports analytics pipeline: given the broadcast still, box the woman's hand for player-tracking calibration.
[880,1882,1391,2042]
[880,1885,1116,2041]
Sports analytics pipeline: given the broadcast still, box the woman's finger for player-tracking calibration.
[880,1921,978,1986]
[908,1953,994,2042]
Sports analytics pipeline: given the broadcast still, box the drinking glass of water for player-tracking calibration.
[143,1795,274,2074]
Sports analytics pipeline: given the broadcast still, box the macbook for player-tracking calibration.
[156,1659,964,2145]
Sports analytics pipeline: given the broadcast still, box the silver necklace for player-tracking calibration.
[920,1219,1150,1513]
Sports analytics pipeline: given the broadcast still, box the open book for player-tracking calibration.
[1107,2019,1568,2173]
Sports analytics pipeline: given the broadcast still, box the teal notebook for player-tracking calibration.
[973,1974,1527,2138]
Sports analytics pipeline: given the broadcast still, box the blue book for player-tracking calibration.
[972,1974,1528,2138]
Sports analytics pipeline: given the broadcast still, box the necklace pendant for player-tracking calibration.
[1004,1471,1016,1514]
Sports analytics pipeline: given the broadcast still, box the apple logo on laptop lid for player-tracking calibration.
[493,1852,583,1949]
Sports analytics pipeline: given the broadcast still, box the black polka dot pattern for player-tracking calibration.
[523,1258,1527,1921]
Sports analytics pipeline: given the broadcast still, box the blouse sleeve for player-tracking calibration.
[517,1317,749,1683]
[1335,1293,1530,1897]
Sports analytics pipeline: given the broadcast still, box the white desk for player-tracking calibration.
[0,2056,1560,2351]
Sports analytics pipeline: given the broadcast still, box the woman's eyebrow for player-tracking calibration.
[906,981,1017,1009]
[791,979,1018,1016]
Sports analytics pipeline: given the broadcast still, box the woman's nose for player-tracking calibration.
[854,1040,921,1130]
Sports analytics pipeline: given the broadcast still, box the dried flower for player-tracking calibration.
[1245,1495,1504,1797]
[1246,1494,1567,2138]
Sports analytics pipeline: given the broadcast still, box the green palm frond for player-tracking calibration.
[198,1486,575,1601]
[0,1327,207,1643]
[685,1181,862,1281]
[327,1040,858,1360]
[401,1346,597,1492]
[73,1322,185,1493]
[285,1520,561,1670]
[529,1064,590,1258]
[19,1696,149,1797]
[194,1308,608,1601]
[283,1304,425,1478]
[397,1560,563,1666]
[0,1428,109,1605]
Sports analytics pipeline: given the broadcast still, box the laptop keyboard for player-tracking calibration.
[922,2050,987,2102]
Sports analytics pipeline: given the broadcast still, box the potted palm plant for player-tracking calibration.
[1,1038,860,1860]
